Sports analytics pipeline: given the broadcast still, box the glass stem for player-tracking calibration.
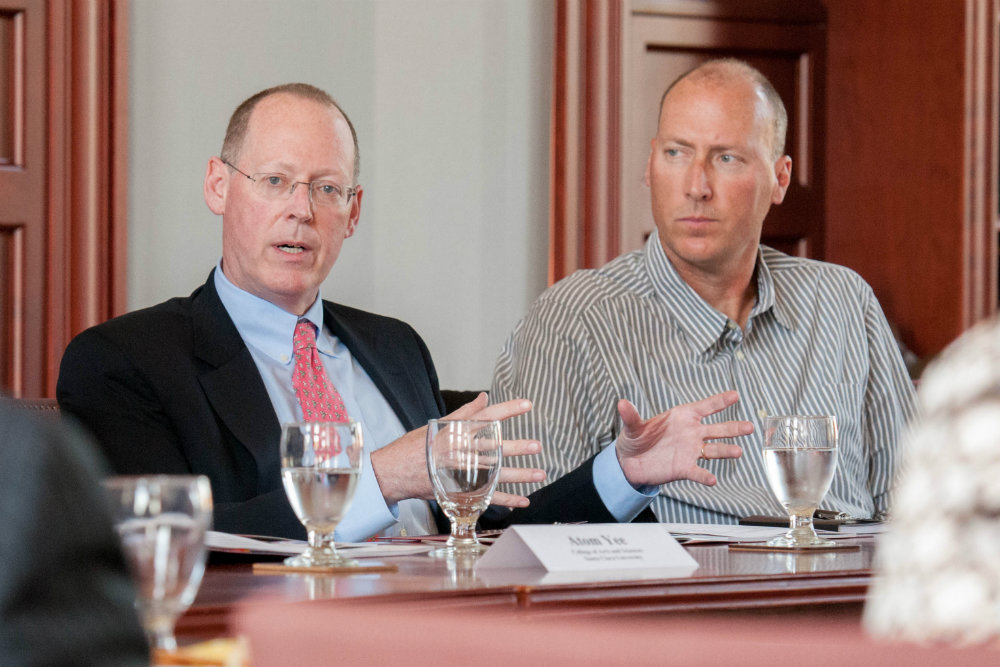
[790,514,815,535]
[447,516,479,547]
[146,618,178,652]
[308,529,337,554]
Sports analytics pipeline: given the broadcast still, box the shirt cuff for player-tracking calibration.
[333,455,397,542]
[592,442,659,522]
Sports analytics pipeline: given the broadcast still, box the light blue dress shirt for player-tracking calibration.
[213,264,436,540]
[592,445,659,522]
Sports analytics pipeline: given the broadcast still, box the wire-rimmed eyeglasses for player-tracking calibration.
[222,160,357,208]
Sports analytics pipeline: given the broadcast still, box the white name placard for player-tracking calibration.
[476,523,697,572]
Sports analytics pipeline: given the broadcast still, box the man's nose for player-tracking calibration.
[686,161,712,200]
[287,181,314,219]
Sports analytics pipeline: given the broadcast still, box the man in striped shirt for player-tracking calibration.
[492,59,916,524]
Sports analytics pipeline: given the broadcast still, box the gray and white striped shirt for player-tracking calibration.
[491,233,916,523]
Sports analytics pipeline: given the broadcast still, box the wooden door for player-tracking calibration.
[0,0,127,398]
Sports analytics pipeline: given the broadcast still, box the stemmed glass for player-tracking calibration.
[762,415,839,548]
[103,475,213,653]
[426,419,502,558]
[280,421,364,567]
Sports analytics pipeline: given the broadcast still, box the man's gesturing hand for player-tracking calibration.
[615,391,750,488]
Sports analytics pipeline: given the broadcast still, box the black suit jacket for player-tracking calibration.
[58,271,637,539]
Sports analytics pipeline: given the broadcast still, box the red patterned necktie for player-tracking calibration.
[292,321,349,423]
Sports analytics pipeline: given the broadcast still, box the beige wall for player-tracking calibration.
[128,0,552,390]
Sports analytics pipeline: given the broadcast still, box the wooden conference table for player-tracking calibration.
[181,537,874,639]
[179,536,1000,665]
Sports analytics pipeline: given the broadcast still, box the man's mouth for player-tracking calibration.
[277,244,305,254]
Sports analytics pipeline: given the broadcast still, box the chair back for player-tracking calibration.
[0,397,61,416]
[439,390,486,415]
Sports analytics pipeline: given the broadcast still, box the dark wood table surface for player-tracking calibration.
[179,537,875,640]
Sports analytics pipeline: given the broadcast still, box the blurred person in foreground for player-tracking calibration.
[866,318,1000,644]
[492,58,916,524]
[0,399,148,667]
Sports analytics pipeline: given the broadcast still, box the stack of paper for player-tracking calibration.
[205,531,432,557]
[662,523,867,544]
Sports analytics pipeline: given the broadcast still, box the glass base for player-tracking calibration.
[284,547,358,568]
[138,602,184,652]
[766,529,836,549]
[427,542,489,559]
[142,618,179,653]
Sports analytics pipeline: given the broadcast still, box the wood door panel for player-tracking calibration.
[0,0,44,396]
[0,10,17,164]
[0,225,24,391]
[0,0,127,397]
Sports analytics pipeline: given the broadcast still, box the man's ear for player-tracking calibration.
[345,186,363,238]
[644,139,655,188]
[204,157,229,215]
[771,155,792,205]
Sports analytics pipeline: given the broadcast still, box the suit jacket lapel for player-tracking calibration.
[192,272,282,489]
[323,302,427,431]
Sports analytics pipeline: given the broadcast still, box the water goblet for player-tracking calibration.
[103,475,213,653]
[426,419,502,558]
[280,421,364,567]
[762,415,839,548]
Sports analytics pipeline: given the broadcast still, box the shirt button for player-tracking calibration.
[726,320,738,330]
[280,354,290,363]
[757,408,768,419]
[735,350,745,361]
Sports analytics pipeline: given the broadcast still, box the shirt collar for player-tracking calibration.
[642,233,790,354]
[751,249,793,330]
[213,260,332,364]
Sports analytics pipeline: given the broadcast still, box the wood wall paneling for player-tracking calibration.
[0,11,14,164]
[0,0,127,398]
[824,0,998,359]
[0,9,17,385]
[549,0,624,283]
[0,1,43,397]
[0,226,24,395]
